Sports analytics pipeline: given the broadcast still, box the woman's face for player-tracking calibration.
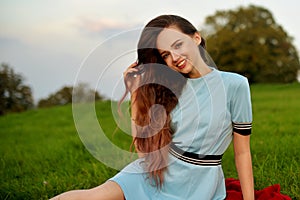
[156,25,202,78]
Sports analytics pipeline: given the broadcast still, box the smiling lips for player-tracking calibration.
[177,59,186,69]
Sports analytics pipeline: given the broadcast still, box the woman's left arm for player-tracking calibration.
[233,132,254,200]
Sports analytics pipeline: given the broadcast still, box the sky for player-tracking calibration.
[0,0,299,102]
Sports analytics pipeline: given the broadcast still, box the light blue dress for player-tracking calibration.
[110,68,252,200]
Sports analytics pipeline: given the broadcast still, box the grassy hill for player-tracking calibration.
[0,83,299,199]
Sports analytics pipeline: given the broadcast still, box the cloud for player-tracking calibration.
[0,35,81,102]
[76,17,142,37]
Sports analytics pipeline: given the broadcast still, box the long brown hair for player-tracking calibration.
[119,15,205,188]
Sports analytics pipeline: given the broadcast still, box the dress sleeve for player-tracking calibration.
[230,76,253,135]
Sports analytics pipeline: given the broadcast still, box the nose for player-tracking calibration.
[170,51,180,62]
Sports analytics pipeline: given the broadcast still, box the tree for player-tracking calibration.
[37,83,104,108]
[72,82,103,103]
[0,63,34,115]
[202,5,300,83]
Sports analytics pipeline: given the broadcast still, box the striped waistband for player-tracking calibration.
[169,143,223,166]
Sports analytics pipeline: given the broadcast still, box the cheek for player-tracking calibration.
[185,45,198,61]
[164,57,173,66]
[163,59,176,69]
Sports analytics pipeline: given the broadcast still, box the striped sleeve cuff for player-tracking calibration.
[232,122,252,135]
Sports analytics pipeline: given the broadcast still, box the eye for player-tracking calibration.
[174,42,183,49]
[162,52,170,60]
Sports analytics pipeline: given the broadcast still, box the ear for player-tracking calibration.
[192,32,201,45]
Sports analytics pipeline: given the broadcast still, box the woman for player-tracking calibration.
[51,14,254,200]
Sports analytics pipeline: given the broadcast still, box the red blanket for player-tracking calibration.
[225,178,291,200]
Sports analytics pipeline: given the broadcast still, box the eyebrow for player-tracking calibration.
[159,39,181,56]
[171,39,181,48]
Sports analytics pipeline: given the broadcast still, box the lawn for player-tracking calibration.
[0,83,299,199]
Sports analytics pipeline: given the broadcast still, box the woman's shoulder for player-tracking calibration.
[214,70,251,109]
[217,70,250,95]
[218,70,249,85]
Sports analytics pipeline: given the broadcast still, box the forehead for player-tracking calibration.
[156,26,190,50]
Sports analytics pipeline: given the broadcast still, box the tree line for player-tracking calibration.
[1,5,299,115]
[0,63,34,115]
[0,63,104,115]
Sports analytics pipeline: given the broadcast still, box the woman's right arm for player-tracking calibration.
[50,189,87,200]
[49,180,124,200]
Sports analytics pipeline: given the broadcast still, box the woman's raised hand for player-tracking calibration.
[123,61,144,94]
[123,61,139,77]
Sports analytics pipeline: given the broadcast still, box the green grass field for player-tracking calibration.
[0,83,299,200]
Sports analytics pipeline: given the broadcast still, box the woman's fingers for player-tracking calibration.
[123,61,143,93]
[123,61,139,77]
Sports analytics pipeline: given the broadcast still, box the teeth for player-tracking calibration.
[178,60,185,67]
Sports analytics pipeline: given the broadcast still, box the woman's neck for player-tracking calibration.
[188,64,212,79]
